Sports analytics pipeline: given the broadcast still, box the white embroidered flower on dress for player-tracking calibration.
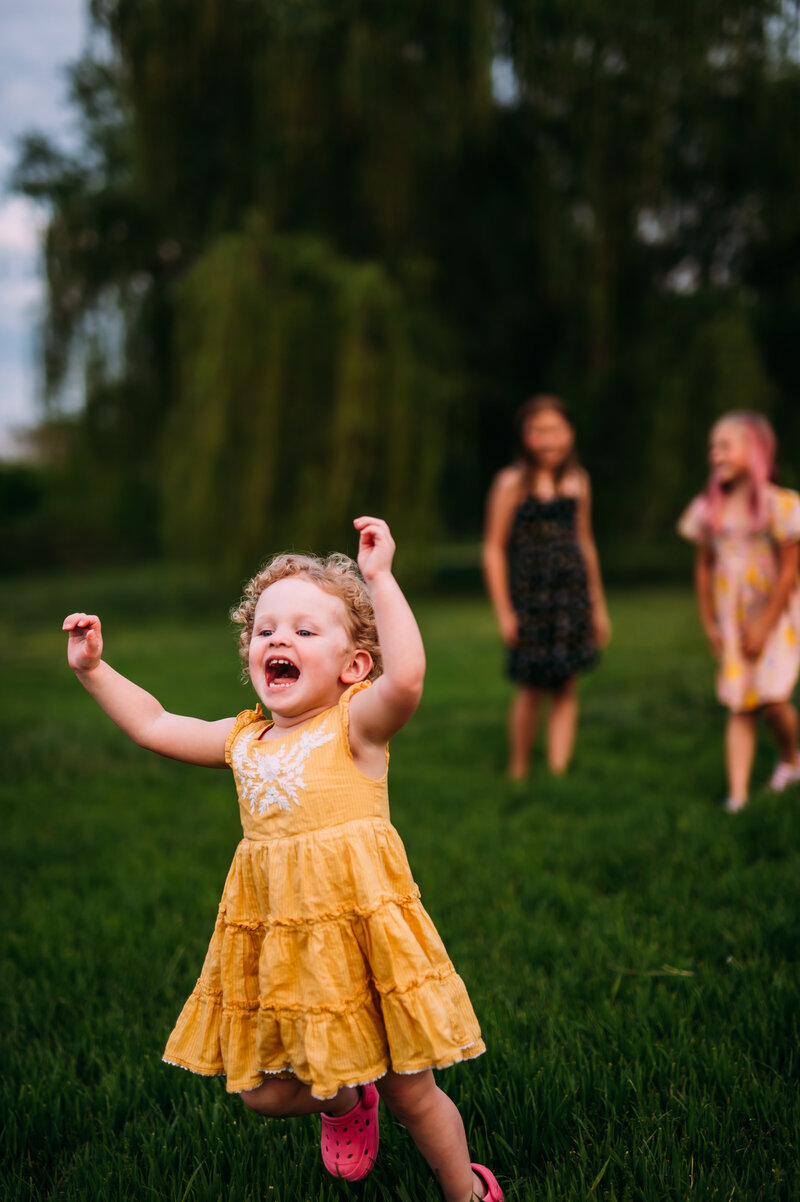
[232,721,336,814]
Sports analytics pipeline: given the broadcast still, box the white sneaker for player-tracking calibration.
[768,759,800,791]
[723,796,748,814]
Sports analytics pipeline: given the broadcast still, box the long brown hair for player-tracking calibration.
[516,394,579,493]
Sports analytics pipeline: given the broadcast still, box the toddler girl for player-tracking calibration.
[483,395,611,779]
[678,411,800,812]
[63,516,502,1201]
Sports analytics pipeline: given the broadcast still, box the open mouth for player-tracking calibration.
[266,657,301,688]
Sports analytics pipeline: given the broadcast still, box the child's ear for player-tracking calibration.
[341,649,373,684]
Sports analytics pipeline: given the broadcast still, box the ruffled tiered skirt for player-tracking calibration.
[163,818,484,1098]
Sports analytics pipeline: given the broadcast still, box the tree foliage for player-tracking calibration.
[164,219,453,574]
[11,0,800,576]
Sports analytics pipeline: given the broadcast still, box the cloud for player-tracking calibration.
[0,0,85,451]
[0,195,46,256]
[0,195,46,379]
[0,2,86,147]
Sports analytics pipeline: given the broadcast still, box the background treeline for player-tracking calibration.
[5,0,800,582]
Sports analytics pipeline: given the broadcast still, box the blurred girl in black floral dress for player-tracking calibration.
[483,396,611,779]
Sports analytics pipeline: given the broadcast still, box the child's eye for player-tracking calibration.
[257,628,273,638]
[297,629,314,637]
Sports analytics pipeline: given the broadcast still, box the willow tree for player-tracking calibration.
[131,0,491,573]
[163,220,454,576]
[15,0,492,574]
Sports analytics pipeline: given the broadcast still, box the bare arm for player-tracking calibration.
[693,546,722,657]
[347,518,426,750]
[574,472,611,646]
[482,467,522,646]
[742,540,800,658]
[63,613,235,767]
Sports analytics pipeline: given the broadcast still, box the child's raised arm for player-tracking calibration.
[63,613,235,767]
[347,518,425,749]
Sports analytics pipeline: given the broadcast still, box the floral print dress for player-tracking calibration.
[678,484,800,712]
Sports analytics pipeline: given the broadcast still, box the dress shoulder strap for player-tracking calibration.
[338,680,371,754]
[224,706,268,766]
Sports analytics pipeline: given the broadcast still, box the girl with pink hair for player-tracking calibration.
[679,411,800,811]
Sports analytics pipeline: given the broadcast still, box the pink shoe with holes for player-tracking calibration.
[471,1163,504,1201]
[320,1082,380,1181]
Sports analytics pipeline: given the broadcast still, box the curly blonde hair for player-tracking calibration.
[231,552,382,681]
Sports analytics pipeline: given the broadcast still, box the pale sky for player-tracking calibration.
[0,0,86,457]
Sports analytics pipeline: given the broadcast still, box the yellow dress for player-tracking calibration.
[163,681,485,1098]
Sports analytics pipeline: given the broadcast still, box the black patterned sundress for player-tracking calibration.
[507,495,597,689]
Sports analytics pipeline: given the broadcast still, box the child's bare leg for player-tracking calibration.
[376,1070,484,1201]
[241,1078,358,1118]
[508,686,539,779]
[762,700,800,763]
[547,678,578,775]
[726,712,757,802]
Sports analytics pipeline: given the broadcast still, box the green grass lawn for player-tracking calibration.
[2,568,799,1201]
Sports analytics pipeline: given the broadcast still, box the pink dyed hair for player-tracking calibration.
[704,410,777,533]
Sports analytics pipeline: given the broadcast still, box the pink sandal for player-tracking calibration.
[320,1082,380,1181]
[471,1163,504,1201]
